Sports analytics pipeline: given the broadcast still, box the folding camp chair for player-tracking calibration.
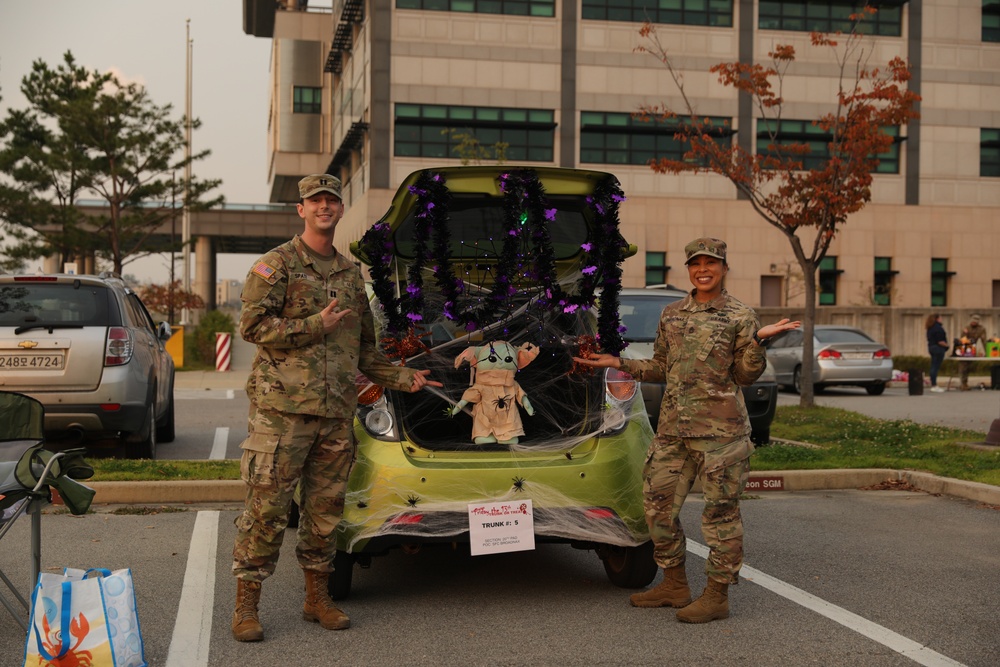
[0,391,95,630]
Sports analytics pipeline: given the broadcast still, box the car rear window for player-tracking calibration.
[392,194,590,261]
[0,283,111,327]
[619,295,679,342]
[815,329,874,344]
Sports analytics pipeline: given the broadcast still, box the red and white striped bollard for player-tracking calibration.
[215,332,232,372]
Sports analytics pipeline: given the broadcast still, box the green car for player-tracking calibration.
[331,166,657,599]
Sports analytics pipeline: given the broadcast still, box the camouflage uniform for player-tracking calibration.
[619,288,765,585]
[958,320,988,389]
[233,235,417,582]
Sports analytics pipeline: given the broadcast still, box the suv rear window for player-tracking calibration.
[0,283,111,327]
[393,194,590,261]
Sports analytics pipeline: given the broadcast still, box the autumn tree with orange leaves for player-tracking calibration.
[636,8,920,407]
[137,281,205,325]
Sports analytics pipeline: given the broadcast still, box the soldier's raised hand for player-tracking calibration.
[320,298,353,334]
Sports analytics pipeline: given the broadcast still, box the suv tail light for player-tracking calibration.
[105,326,134,366]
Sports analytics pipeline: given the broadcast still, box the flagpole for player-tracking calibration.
[181,18,193,325]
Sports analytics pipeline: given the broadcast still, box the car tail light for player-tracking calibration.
[13,276,58,282]
[357,381,384,406]
[105,326,133,366]
[817,349,842,360]
[605,367,637,402]
[873,348,891,359]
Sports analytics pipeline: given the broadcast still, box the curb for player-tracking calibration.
[86,469,1000,507]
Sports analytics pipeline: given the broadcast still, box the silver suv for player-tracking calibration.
[0,273,175,458]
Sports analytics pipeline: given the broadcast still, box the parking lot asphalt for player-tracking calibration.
[78,367,1000,509]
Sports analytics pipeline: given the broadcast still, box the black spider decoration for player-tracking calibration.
[512,476,526,492]
[565,452,573,460]
[492,394,514,412]
[357,501,368,509]
[406,494,420,507]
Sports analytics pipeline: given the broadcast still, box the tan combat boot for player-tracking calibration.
[232,579,264,642]
[303,570,351,630]
[629,565,692,608]
[676,579,729,623]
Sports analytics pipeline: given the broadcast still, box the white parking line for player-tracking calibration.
[687,542,966,667]
[209,427,230,460]
[165,511,219,667]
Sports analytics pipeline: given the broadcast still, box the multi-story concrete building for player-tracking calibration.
[242,0,1000,354]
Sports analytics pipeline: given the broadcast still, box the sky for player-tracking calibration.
[0,1,285,282]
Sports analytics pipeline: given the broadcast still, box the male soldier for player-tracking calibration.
[231,174,441,642]
[574,238,799,623]
[958,314,989,390]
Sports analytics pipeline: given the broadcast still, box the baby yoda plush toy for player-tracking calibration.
[451,341,539,444]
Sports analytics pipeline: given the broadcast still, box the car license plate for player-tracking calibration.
[0,353,64,370]
[842,352,871,360]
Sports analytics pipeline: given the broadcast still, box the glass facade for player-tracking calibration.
[396,0,555,16]
[394,104,555,162]
[645,251,668,286]
[581,112,731,166]
[982,129,1000,177]
[931,258,951,307]
[758,1,903,36]
[818,256,839,305]
[582,0,733,26]
[293,86,322,114]
[757,120,900,173]
[873,256,895,306]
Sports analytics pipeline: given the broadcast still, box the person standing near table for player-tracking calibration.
[958,314,988,391]
[574,238,799,623]
[231,174,441,642]
[925,314,948,392]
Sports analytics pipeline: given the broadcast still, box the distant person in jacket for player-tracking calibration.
[925,314,948,392]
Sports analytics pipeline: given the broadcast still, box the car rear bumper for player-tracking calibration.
[338,419,652,554]
[816,360,894,384]
[41,402,148,437]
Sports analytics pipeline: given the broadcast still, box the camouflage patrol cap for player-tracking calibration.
[298,174,342,200]
[684,237,727,264]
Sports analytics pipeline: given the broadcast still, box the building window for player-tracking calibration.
[645,252,668,286]
[394,104,555,162]
[757,119,901,173]
[985,1,1000,42]
[758,1,902,37]
[931,258,953,307]
[581,112,732,166]
[873,256,898,306]
[581,0,733,26]
[293,86,322,114]
[818,256,841,306]
[395,0,555,17]
[982,129,1000,177]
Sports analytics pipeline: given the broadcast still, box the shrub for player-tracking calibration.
[191,310,237,366]
[893,355,993,376]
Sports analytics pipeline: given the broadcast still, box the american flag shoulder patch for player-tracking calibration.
[253,262,277,280]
